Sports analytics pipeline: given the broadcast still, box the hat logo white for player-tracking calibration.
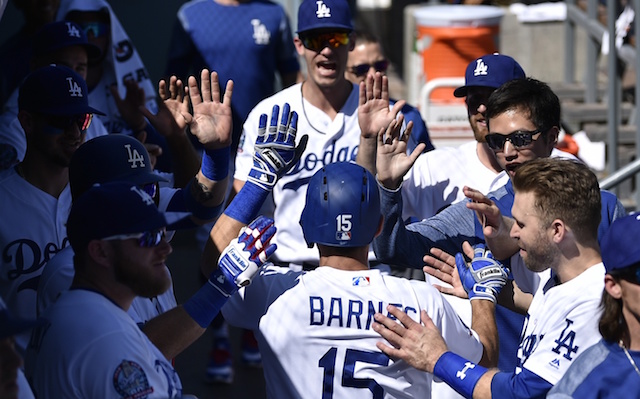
[65,22,81,38]
[66,77,83,97]
[316,0,331,18]
[473,59,488,77]
[124,144,146,168]
[130,186,155,206]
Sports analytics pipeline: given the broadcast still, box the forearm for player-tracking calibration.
[356,136,377,175]
[201,212,246,277]
[143,306,206,361]
[470,300,499,368]
[164,130,201,188]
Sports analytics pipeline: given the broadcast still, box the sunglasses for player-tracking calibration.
[348,60,389,77]
[39,113,93,135]
[300,32,349,52]
[78,22,109,38]
[103,228,167,248]
[485,129,544,151]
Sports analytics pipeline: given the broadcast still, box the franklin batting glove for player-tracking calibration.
[210,216,277,296]
[247,103,308,191]
[455,244,510,303]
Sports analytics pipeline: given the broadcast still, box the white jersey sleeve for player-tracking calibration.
[517,263,604,384]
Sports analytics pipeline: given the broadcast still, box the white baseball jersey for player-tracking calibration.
[234,83,362,265]
[26,289,182,399]
[516,263,604,384]
[0,167,71,351]
[222,265,484,399]
[37,186,180,321]
[402,140,504,221]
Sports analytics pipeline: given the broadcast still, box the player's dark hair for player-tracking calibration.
[512,158,601,244]
[599,281,625,342]
[486,77,560,137]
[352,29,381,47]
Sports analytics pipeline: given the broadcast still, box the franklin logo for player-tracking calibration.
[124,144,145,168]
[473,59,488,77]
[66,77,83,97]
[251,19,271,45]
[65,22,81,38]
[316,0,331,18]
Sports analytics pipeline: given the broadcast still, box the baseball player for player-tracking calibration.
[234,0,402,269]
[25,182,277,399]
[548,213,640,399]
[218,154,507,397]
[0,65,104,351]
[345,29,434,155]
[36,69,235,360]
[0,20,105,169]
[374,157,606,399]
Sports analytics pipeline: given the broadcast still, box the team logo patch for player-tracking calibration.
[251,19,271,45]
[473,59,488,77]
[113,360,154,399]
[352,276,370,286]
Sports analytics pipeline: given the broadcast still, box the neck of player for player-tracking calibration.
[317,245,370,271]
[302,78,352,120]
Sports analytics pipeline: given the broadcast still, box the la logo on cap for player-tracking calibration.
[131,186,155,206]
[66,77,83,97]
[473,59,489,77]
[124,144,146,168]
[65,22,81,38]
[316,0,331,18]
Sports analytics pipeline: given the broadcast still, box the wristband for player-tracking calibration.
[182,276,229,328]
[224,182,270,225]
[201,147,230,181]
[433,352,488,399]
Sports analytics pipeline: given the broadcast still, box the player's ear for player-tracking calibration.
[87,240,113,268]
[604,274,622,299]
[348,32,356,51]
[293,37,305,56]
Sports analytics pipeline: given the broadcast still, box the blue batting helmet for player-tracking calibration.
[300,162,381,248]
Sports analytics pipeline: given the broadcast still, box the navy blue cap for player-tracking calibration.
[453,53,526,98]
[33,21,101,61]
[69,135,168,199]
[18,65,105,116]
[67,182,190,251]
[297,0,353,34]
[601,214,640,273]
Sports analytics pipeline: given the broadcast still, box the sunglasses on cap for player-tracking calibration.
[102,228,167,248]
[39,113,93,135]
[348,60,389,77]
[485,129,544,151]
[300,32,349,52]
[78,22,109,38]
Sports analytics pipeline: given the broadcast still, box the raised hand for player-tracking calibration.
[247,103,308,191]
[423,245,469,299]
[456,243,510,303]
[187,69,233,149]
[110,79,147,132]
[211,216,277,296]
[375,114,425,189]
[358,72,405,139]
[141,75,190,139]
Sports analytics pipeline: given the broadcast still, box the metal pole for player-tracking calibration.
[586,0,599,103]
[565,0,576,84]
[607,0,620,196]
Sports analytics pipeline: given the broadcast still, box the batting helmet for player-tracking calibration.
[300,162,381,248]
[69,134,168,199]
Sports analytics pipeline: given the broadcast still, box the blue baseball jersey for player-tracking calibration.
[547,339,640,399]
[166,0,300,150]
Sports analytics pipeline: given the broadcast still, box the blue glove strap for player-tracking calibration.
[224,182,270,225]
[433,352,488,399]
[201,147,230,181]
[182,277,229,328]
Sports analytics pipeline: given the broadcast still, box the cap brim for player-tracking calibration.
[297,24,353,34]
[41,104,106,116]
[117,170,170,186]
[453,86,468,98]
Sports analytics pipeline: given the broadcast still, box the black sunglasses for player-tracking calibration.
[485,129,544,151]
[348,60,389,77]
[39,113,93,134]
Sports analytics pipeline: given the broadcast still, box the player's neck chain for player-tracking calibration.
[299,81,351,136]
[619,340,640,378]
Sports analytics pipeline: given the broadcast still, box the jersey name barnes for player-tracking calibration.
[309,296,417,330]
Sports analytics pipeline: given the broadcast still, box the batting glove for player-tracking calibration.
[209,216,277,297]
[247,103,308,191]
[455,244,510,303]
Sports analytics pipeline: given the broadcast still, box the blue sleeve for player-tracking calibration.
[491,368,553,399]
[372,185,476,268]
[597,190,627,243]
